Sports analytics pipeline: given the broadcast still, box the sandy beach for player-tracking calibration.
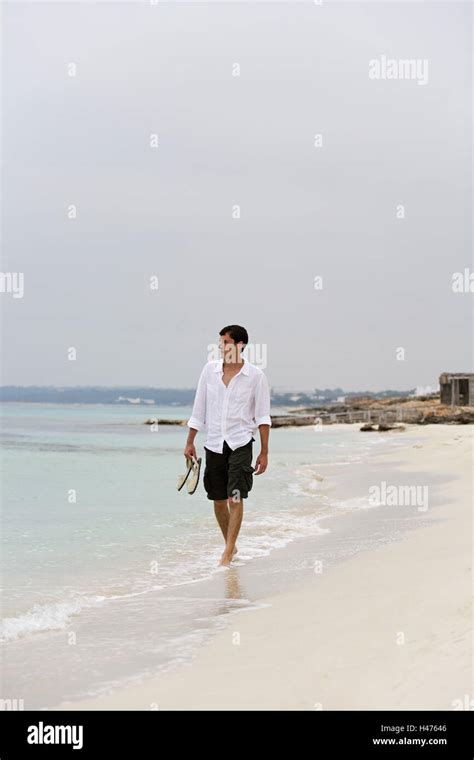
[52,424,472,711]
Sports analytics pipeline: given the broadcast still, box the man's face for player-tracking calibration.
[219,333,242,363]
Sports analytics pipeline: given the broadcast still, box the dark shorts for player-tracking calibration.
[203,438,255,502]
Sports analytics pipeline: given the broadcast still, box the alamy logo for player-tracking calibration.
[27,722,83,750]
[451,694,474,710]
[0,698,24,710]
[368,481,429,512]
[369,55,429,86]
[0,272,24,298]
[452,268,474,293]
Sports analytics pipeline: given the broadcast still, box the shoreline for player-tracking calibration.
[54,425,473,711]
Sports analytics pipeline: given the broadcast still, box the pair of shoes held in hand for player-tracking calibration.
[177,455,202,494]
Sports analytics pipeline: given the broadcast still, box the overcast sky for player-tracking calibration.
[1,1,472,392]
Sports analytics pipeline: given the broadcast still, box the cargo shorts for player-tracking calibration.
[203,437,255,502]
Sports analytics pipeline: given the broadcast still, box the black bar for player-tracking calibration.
[0,710,472,757]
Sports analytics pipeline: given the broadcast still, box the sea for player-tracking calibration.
[0,402,424,709]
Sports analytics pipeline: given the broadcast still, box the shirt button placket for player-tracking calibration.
[221,383,228,444]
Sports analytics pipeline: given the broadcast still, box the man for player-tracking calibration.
[184,325,271,567]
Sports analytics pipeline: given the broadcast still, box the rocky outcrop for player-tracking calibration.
[144,400,474,429]
[144,418,187,425]
[361,423,406,432]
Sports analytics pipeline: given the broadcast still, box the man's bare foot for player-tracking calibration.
[219,548,237,567]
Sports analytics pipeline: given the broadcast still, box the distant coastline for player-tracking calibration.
[0,385,417,406]
[2,387,472,426]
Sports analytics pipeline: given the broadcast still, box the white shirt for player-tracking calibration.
[187,358,272,453]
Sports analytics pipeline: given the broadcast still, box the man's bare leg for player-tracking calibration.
[213,499,229,539]
[214,500,238,560]
[219,499,243,566]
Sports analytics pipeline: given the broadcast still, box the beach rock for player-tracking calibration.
[144,418,187,425]
[268,415,315,428]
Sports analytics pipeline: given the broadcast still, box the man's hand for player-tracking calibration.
[254,451,268,475]
[184,443,197,461]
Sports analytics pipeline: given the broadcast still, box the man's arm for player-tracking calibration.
[254,373,272,475]
[258,424,270,455]
[184,366,207,459]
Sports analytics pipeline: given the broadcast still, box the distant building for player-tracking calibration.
[439,373,474,406]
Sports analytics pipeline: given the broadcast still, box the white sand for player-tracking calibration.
[55,425,473,711]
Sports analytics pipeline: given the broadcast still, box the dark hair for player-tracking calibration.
[219,325,248,351]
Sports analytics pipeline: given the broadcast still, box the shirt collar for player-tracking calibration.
[214,357,249,376]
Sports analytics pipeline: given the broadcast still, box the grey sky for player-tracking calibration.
[2,1,472,392]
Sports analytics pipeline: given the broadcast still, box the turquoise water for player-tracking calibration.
[0,402,405,708]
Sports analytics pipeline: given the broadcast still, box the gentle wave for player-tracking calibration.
[1,507,331,643]
[0,596,104,642]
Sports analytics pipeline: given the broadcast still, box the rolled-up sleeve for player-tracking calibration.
[254,372,272,427]
[187,366,207,432]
